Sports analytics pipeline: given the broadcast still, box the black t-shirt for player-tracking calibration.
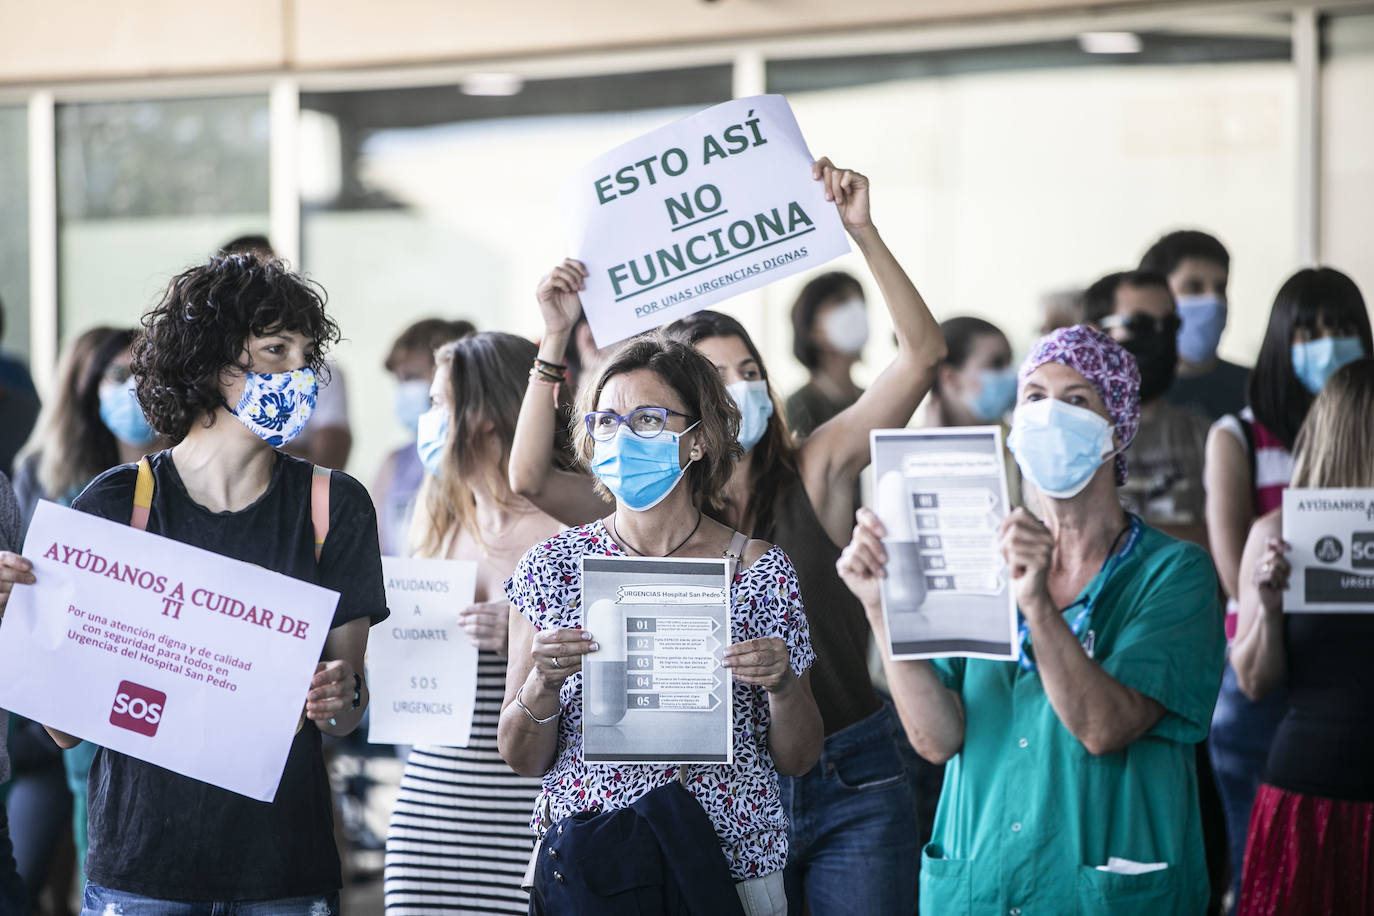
[1165,358,1250,423]
[71,450,388,902]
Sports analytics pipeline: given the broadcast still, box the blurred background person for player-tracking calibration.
[384,333,560,915]
[1084,270,1209,547]
[785,270,869,438]
[921,314,1021,504]
[0,293,40,479]
[0,470,27,915]
[561,314,615,395]
[372,317,475,557]
[1203,266,1372,912]
[1230,356,1374,916]
[1138,229,1248,423]
[12,325,163,904]
[1035,287,1084,336]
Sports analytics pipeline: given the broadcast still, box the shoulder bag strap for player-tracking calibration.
[130,457,154,531]
[310,465,331,563]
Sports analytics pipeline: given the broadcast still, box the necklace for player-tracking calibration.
[613,511,703,558]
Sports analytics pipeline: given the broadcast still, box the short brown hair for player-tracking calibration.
[574,333,742,510]
[385,318,476,372]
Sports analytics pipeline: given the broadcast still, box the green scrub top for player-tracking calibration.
[924,523,1224,916]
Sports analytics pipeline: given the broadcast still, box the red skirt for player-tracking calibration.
[1239,783,1374,916]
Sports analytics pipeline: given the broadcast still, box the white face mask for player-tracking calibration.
[820,299,869,355]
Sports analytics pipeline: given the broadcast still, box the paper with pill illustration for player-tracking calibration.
[580,556,733,765]
[870,428,1018,660]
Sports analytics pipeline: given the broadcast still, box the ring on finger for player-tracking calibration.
[551,655,562,669]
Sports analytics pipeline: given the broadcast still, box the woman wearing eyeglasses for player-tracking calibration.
[511,159,945,916]
[839,325,1226,915]
[499,335,823,916]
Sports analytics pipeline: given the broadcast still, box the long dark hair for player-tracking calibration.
[933,316,1007,395]
[1249,267,1371,451]
[664,310,798,537]
[17,327,134,500]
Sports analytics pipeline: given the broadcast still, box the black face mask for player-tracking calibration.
[1123,329,1178,403]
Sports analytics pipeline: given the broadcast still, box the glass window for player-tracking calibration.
[1321,11,1374,300]
[57,96,270,343]
[764,16,1295,399]
[0,106,29,365]
[300,65,732,485]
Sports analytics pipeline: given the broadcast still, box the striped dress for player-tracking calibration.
[384,651,542,914]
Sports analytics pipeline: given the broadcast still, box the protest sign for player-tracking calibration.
[562,94,850,347]
[871,427,1018,660]
[367,557,479,746]
[581,556,732,764]
[0,501,338,802]
[1282,488,1374,612]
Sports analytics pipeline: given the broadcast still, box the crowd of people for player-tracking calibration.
[0,157,1366,916]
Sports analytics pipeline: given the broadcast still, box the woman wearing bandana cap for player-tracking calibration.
[839,325,1225,915]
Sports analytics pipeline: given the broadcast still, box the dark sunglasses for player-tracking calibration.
[1100,312,1182,338]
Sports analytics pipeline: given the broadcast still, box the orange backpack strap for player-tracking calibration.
[130,457,154,531]
[310,465,331,562]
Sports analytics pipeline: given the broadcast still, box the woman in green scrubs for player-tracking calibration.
[838,325,1226,915]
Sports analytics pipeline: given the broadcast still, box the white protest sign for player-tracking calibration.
[368,557,479,746]
[1282,488,1374,612]
[562,94,850,348]
[0,501,338,802]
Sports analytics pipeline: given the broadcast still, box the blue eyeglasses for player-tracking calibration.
[584,407,697,442]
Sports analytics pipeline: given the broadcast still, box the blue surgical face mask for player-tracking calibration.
[591,422,698,512]
[1291,336,1365,395]
[964,367,1018,423]
[99,376,158,447]
[394,379,432,435]
[227,367,317,448]
[416,406,449,477]
[1007,397,1120,499]
[1174,293,1227,365]
[726,380,774,453]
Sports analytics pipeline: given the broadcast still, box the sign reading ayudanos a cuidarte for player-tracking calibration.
[561,95,850,347]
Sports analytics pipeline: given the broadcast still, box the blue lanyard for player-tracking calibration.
[1016,515,1142,672]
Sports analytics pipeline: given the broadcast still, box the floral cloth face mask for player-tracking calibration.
[226,367,318,448]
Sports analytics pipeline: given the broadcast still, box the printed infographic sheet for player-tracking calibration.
[580,556,732,764]
[871,427,1018,660]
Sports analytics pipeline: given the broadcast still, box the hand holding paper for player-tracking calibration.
[722,636,793,693]
[836,508,889,619]
[1253,537,1292,615]
[999,509,1055,618]
[812,157,871,231]
[0,550,36,616]
[458,600,511,655]
[535,259,589,336]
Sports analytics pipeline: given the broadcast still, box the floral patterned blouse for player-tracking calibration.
[504,520,815,880]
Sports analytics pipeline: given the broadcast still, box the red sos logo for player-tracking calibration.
[110,681,166,737]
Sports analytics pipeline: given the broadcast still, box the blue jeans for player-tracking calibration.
[780,704,918,916]
[1209,663,1286,913]
[82,884,340,915]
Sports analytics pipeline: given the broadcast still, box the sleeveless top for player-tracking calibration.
[1265,611,1374,800]
[758,470,880,735]
[1214,409,1294,640]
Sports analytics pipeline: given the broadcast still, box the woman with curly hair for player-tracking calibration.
[0,253,388,914]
